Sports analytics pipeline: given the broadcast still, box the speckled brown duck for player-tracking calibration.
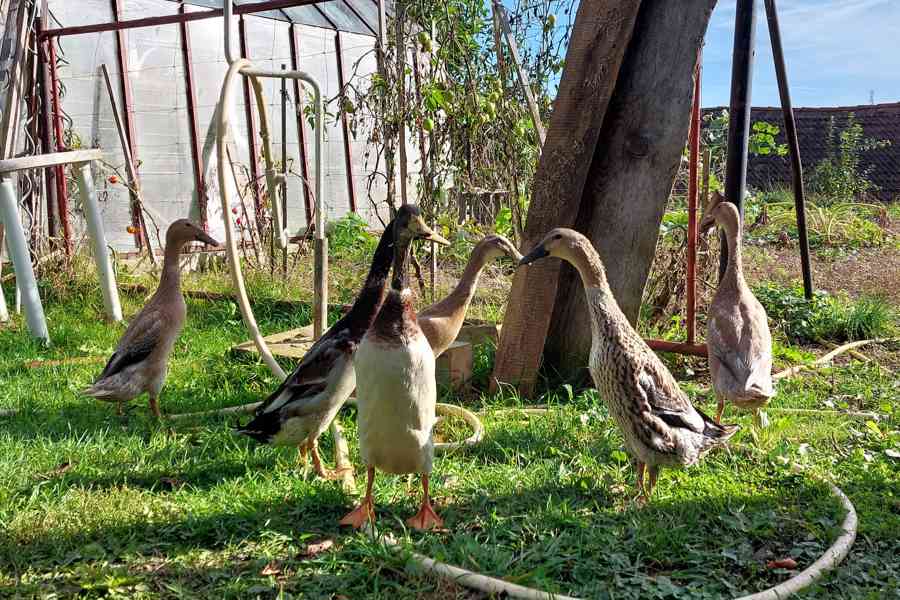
[83,219,218,418]
[520,228,739,502]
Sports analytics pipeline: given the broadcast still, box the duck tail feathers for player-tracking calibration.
[234,410,279,444]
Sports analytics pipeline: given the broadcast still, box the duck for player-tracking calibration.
[83,219,218,418]
[700,192,774,427]
[236,211,407,478]
[341,204,450,530]
[418,234,522,356]
[519,228,738,502]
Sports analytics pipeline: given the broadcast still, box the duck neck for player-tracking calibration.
[346,221,395,321]
[443,241,492,309]
[566,237,609,292]
[158,239,185,295]
[391,236,413,293]
[720,210,746,291]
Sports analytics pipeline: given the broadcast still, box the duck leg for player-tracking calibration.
[646,466,659,498]
[148,395,162,419]
[715,394,726,425]
[310,439,345,480]
[634,462,647,503]
[340,466,375,528]
[407,474,443,530]
[297,442,310,467]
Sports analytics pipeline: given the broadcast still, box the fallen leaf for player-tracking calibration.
[260,561,281,576]
[885,449,900,459]
[37,461,73,480]
[159,477,184,490]
[767,558,798,570]
[303,539,334,557]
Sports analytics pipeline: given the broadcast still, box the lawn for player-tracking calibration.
[0,274,898,599]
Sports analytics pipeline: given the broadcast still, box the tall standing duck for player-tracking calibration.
[341,205,450,530]
[236,212,405,478]
[418,234,522,356]
[83,219,218,418]
[701,192,774,426]
[520,229,738,502]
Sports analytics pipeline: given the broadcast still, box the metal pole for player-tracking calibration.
[281,63,288,276]
[396,3,408,205]
[110,0,148,251]
[47,39,72,256]
[75,162,122,322]
[334,32,357,212]
[239,16,263,228]
[764,0,813,300]
[179,5,207,231]
[289,24,313,225]
[0,177,49,342]
[36,6,58,241]
[686,52,701,345]
[721,0,757,280]
[312,79,327,339]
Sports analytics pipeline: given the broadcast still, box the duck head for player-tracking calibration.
[699,191,741,234]
[519,227,587,266]
[477,234,524,263]
[393,204,450,247]
[166,219,219,248]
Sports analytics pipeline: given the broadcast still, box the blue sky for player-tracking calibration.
[702,0,900,108]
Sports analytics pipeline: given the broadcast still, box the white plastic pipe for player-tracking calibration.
[0,177,49,342]
[75,163,122,322]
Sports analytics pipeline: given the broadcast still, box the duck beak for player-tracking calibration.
[519,245,549,266]
[196,231,220,247]
[415,219,451,246]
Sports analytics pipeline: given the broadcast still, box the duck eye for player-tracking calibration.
[554,234,562,240]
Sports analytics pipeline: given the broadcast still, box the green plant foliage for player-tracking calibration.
[754,283,896,343]
[808,114,891,202]
[326,213,377,260]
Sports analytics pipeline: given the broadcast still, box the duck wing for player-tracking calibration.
[253,328,356,418]
[96,309,166,380]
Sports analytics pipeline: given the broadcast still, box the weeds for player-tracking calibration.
[754,283,896,343]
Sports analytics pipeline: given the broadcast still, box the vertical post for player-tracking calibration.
[179,5,207,230]
[239,15,263,225]
[764,0,812,300]
[47,39,71,256]
[110,0,148,251]
[0,177,49,342]
[280,64,288,275]
[334,32,357,212]
[395,3,408,205]
[75,162,122,322]
[686,51,701,345]
[721,0,757,279]
[36,5,58,240]
[313,85,327,339]
[288,24,313,225]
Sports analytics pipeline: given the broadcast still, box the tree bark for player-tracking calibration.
[545,0,717,376]
[490,0,643,394]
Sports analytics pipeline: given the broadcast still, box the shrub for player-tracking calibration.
[808,114,891,202]
[326,213,377,260]
[754,283,896,343]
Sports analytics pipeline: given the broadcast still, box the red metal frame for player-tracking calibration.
[178,5,207,231]
[289,23,313,225]
[644,51,704,357]
[39,0,325,39]
[334,32,357,212]
[110,0,146,249]
[46,39,72,256]
[686,52,701,345]
[238,15,264,225]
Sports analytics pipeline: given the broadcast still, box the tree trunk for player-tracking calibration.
[490,0,643,394]
[545,0,717,376]
[492,0,716,393]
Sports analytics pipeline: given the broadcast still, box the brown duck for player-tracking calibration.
[418,234,522,356]
[520,228,738,502]
[83,220,218,417]
[701,192,775,426]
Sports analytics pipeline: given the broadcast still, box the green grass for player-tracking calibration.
[1,278,898,599]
